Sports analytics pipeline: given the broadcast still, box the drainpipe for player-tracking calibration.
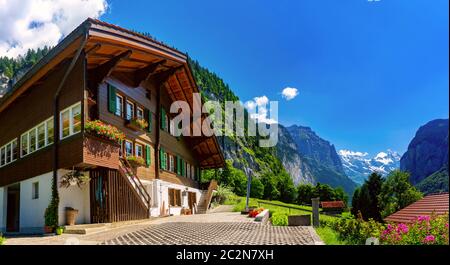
[52,32,89,219]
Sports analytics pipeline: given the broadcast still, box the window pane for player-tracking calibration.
[137,108,143,120]
[126,102,134,120]
[115,95,123,116]
[47,119,54,144]
[32,182,39,200]
[125,141,133,156]
[0,147,5,166]
[61,110,70,138]
[72,104,81,134]
[6,143,11,163]
[21,134,28,157]
[135,145,143,157]
[12,139,18,161]
[37,123,46,149]
[30,129,37,153]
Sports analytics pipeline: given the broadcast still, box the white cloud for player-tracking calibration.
[0,0,108,58]
[244,95,277,124]
[281,87,298,100]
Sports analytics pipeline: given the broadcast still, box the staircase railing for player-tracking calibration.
[119,157,152,212]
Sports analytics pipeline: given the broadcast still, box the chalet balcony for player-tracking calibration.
[83,133,121,169]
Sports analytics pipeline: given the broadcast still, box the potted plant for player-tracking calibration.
[60,169,90,188]
[56,226,65,235]
[126,156,146,167]
[44,205,57,234]
[65,207,79,226]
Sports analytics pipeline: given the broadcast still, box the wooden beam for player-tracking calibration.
[85,43,101,55]
[88,49,132,89]
[131,59,166,87]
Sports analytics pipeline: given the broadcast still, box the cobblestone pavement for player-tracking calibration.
[103,222,316,245]
[4,211,322,245]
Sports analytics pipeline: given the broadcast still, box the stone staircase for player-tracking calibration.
[195,180,218,214]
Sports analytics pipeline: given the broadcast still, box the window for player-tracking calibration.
[37,123,46,149]
[168,188,181,207]
[115,94,123,117]
[60,102,82,139]
[32,182,39,200]
[135,144,143,158]
[125,140,133,157]
[137,107,144,120]
[0,139,18,167]
[169,119,175,136]
[126,100,134,120]
[187,163,191,179]
[21,117,54,157]
[169,155,175,172]
[191,166,195,180]
[165,113,169,132]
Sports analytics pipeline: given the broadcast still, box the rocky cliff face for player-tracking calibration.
[276,124,357,195]
[400,119,449,186]
[287,125,345,174]
[276,125,315,185]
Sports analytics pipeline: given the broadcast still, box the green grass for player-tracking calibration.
[315,226,347,245]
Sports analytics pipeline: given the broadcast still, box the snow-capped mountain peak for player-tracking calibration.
[338,149,401,185]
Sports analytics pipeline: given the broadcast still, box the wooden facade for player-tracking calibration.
[0,18,225,224]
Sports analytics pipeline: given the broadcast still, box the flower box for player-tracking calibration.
[125,118,148,131]
[126,156,146,167]
[85,120,125,145]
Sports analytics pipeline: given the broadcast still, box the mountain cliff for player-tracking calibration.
[400,119,449,193]
[276,124,357,195]
[339,149,401,185]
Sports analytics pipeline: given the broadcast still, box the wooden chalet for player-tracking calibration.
[0,18,224,233]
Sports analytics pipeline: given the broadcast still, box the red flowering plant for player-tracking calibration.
[380,213,449,245]
[85,120,125,144]
[249,208,265,218]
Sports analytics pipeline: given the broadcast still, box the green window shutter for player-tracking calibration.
[145,145,151,166]
[160,107,166,130]
[159,148,164,169]
[181,159,185,176]
[147,109,152,132]
[176,156,181,175]
[107,84,117,113]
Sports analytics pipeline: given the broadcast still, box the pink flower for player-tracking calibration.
[423,235,435,243]
[417,216,430,222]
[397,223,409,234]
[445,223,449,228]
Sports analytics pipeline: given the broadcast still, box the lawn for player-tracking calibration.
[229,196,341,244]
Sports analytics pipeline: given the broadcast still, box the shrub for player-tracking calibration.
[326,215,385,244]
[271,212,288,226]
[0,234,5,245]
[381,214,449,245]
[213,185,235,204]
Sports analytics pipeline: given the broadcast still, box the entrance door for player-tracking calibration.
[188,192,196,211]
[6,184,20,232]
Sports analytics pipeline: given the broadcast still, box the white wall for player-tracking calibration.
[150,179,203,217]
[57,169,90,226]
[19,172,52,233]
[0,187,5,232]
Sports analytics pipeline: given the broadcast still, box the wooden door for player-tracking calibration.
[6,185,20,232]
[188,192,196,211]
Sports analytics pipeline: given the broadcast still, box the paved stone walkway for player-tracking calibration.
[4,211,322,245]
[103,222,316,245]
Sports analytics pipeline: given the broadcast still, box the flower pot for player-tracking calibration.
[65,209,79,226]
[44,225,54,234]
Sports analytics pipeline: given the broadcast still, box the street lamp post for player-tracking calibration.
[245,168,252,212]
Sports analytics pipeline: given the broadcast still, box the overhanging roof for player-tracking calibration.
[0,18,224,169]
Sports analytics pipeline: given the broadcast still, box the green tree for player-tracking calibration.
[296,184,315,205]
[250,177,264,199]
[378,170,423,218]
[351,187,361,216]
[277,171,296,203]
[313,183,335,201]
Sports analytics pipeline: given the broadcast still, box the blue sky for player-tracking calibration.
[103,0,447,155]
